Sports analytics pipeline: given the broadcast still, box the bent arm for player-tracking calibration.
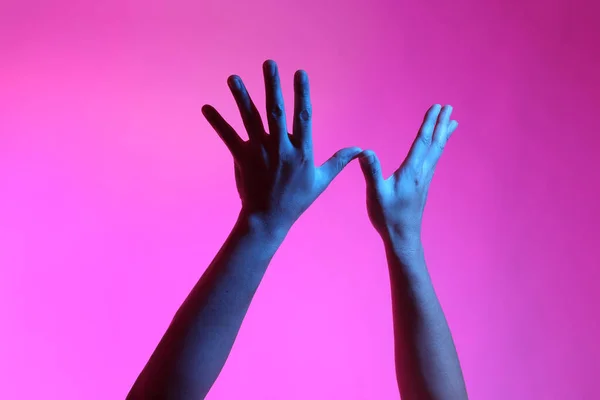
[128,213,288,399]
[385,237,468,400]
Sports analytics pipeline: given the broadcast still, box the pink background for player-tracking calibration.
[1,0,599,398]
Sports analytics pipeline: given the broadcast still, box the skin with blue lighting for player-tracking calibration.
[127,60,468,400]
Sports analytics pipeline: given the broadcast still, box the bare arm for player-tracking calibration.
[127,60,361,399]
[385,239,467,399]
[358,104,468,399]
[127,213,287,399]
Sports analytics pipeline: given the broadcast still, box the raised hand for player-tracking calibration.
[202,60,362,232]
[358,104,458,247]
[357,105,468,400]
[129,62,362,400]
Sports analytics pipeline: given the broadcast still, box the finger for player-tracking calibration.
[227,75,266,144]
[263,60,292,151]
[358,150,384,191]
[404,104,442,170]
[425,105,453,168]
[202,104,244,160]
[448,119,458,139]
[293,70,313,156]
[318,147,363,188]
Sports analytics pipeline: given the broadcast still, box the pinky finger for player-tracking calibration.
[424,118,458,174]
[448,120,459,138]
[202,104,245,160]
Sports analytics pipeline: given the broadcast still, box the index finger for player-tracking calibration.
[201,104,244,161]
[403,104,442,170]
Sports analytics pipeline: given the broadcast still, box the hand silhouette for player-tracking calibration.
[358,104,458,246]
[202,60,362,232]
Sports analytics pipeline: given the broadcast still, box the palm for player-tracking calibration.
[360,104,458,240]
[233,144,320,220]
[203,60,362,227]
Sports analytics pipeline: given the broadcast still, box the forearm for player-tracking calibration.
[384,238,467,400]
[129,212,288,400]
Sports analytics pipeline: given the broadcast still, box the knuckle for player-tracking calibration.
[270,103,284,119]
[400,164,425,188]
[405,160,421,177]
[413,175,424,187]
[434,137,446,151]
[419,133,432,146]
[298,106,312,122]
[369,161,380,174]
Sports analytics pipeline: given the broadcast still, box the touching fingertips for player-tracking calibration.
[344,147,363,160]
[359,149,375,159]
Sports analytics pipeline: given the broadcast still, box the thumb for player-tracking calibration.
[358,150,384,190]
[319,146,363,184]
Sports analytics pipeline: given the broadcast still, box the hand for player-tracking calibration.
[358,104,458,247]
[202,60,362,233]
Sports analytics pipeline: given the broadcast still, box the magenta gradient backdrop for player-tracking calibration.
[1,0,599,399]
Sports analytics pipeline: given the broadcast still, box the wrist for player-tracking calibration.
[237,210,292,244]
[381,226,423,254]
[383,233,428,278]
[384,238,424,263]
